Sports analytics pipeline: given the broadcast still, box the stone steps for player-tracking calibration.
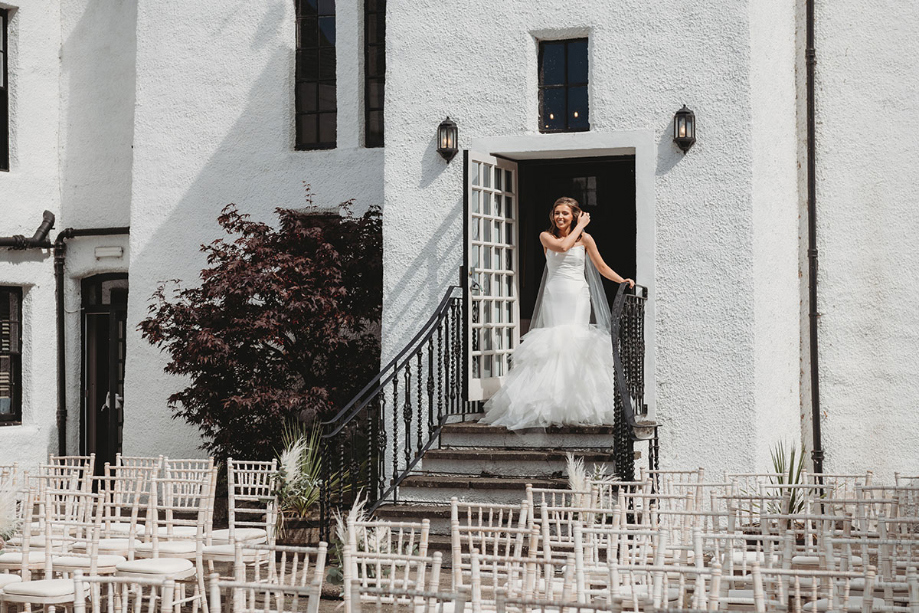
[367,416,619,535]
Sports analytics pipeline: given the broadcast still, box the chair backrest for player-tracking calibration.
[348,518,430,557]
[145,469,215,556]
[606,562,722,612]
[164,457,217,532]
[535,502,620,561]
[468,547,568,606]
[573,523,662,584]
[344,546,440,613]
[238,542,328,595]
[0,486,37,579]
[46,454,95,491]
[226,458,278,545]
[526,484,596,511]
[750,564,896,613]
[43,486,105,576]
[0,462,20,486]
[212,541,328,613]
[96,466,145,549]
[116,454,164,472]
[641,468,704,495]
[73,571,175,613]
[495,591,614,613]
[592,480,652,511]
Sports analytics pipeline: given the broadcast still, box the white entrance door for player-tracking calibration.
[465,152,519,401]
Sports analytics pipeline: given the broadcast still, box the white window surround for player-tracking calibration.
[468,129,657,418]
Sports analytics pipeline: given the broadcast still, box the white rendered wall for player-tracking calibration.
[749,0,802,467]
[124,0,383,458]
[813,2,919,480]
[0,3,62,471]
[381,0,796,477]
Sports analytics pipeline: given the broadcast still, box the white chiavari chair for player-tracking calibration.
[534,503,614,564]
[750,564,900,613]
[0,486,32,593]
[217,542,327,613]
[203,459,279,578]
[450,499,533,592]
[72,571,175,613]
[468,547,571,609]
[573,523,664,603]
[343,546,434,613]
[606,562,723,612]
[116,468,216,613]
[164,457,217,539]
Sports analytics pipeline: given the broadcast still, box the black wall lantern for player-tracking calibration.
[673,105,696,153]
[436,117,458,162]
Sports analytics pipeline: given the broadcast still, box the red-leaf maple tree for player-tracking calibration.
[139,201,382,464]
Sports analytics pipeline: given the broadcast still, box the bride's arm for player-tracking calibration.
[583,234,635,287]
[540,216,589,253]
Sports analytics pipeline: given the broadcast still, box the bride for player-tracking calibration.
[481,196,634,430]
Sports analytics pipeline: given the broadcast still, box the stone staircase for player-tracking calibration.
[373,413,620,555]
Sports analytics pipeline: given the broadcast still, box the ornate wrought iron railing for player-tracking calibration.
[318,285,468,541]
[610,282,655,481]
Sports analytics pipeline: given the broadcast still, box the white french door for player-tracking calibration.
[465,152,520,401]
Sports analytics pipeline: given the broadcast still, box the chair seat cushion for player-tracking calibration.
[0,552,47,564]
[53,554,126,568]
[202,544,263,557]
[135,541,196,554]
[155,526,198,537]
[208,528,267,545]
[0,575,23,589]
[96,538,142,552]
[117,558,194,575]
[3,578,76,598]
[106,522,146,536]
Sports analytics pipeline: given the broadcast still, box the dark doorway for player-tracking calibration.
[81,274,128,473]
[517,156,636,331]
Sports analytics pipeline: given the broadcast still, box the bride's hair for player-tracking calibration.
[547,197,583,239]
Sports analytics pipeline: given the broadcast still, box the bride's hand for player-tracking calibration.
[625,278,635,288]
[577,212,591,227]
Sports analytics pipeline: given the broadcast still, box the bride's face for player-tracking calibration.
[553,205,574,232]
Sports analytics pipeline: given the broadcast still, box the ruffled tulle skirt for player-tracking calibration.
[480,323,618,430]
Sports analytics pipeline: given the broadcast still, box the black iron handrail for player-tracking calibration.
[321,285,462,436]
[318,285,467,540]
[609,282,650,481]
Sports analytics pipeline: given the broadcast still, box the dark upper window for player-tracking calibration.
[364,0,385,148]
[1,9,9,170]
[538,38,589,133]
[296,0,337,150]
[0,287,22,423]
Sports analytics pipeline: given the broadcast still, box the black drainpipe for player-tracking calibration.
[54,227,130,456]
[0,211,55,249]
[806,0,824,475]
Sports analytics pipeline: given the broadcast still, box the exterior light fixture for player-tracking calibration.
[673,105,696,154]
[436,117,458,162]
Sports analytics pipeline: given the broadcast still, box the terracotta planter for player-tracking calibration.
[277,516,323,546]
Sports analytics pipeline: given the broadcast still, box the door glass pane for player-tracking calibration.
[505,170,513,193]
[483,274,491,294]
[483,221,491,243]
[483,355,492,378]
[483,165,491,188]
[483,193,491,216]
[472,163,480,186]
[494,170,502,191]
[506,196,514,219]
[472,190,480,213]
[471,245,479,268]
[506,301,514,323]
[494,248,503,271]
[484,328,492,351]
[472,219,480,241]
[506,222,514,244]
[494,194,503,217]
[484,301,492,323]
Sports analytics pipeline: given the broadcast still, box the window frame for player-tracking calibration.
[1,8,10,171]
[363,0,385,148]
[538,37,590,134]
[0,287,22,424]
[295,0,337,151]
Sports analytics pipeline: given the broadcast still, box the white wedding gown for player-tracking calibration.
[481,244,619,430]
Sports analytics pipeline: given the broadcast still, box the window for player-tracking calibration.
[538,38,589,133]
[296,0,336,150]
[0,287,22,423]
[364,0,385,147]
[1,9,9,170]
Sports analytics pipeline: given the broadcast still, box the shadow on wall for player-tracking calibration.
[60,1,137,229]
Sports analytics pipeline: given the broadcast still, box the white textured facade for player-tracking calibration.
[0,0,916,481]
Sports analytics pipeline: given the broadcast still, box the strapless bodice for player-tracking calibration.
[545,244,586,282]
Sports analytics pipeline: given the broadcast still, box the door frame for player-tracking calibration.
[467,131,657,418]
